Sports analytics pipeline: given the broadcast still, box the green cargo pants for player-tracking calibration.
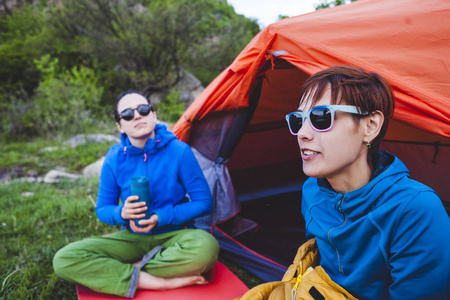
[53,229,219,298]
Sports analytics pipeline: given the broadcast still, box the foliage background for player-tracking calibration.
[0,0,260,141]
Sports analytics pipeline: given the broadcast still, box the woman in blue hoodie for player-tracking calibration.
[285,66,450,299]
[53,92,219,298]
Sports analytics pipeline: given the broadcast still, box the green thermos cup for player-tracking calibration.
[130,176,151,228]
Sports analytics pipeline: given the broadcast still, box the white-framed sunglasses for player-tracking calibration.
[285,105,368,134]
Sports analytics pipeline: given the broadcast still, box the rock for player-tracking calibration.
[20,192,34,197]
[43,170,82,183]
[83,156,105,178]
[19,177,42,183]
[26,170,38,178]
[0,166,24,182]
[148,71,204,108]
[42,146,60,152]
[64,134,120,148]
[175,71,204,106]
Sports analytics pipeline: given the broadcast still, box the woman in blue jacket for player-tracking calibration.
[53,92,219,298]
[285,66,450,299]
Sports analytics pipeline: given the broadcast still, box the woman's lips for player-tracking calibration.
[134,122,147,128]
[301,148,320,160]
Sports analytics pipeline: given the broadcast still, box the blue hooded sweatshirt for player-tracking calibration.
[302,151,450,300]
[96,124,212,234]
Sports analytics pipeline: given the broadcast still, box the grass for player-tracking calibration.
[0,178,116,299]
[0,140,119,176]
[0,139,263,299]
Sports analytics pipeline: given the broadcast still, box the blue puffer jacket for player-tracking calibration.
[96,124,212,234]
[302,151,450,300]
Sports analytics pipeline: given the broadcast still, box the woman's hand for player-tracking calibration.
[121,195,147,220]
[130,214,159,233]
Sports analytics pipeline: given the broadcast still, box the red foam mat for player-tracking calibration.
[77,261,249,300]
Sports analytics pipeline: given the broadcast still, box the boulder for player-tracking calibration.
[83,156,105,178]
[175,71,204,106]
[149,71,204,108]
[64,134,120,148]
[43,170,82,183]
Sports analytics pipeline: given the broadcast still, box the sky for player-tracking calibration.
[226,0,319,28]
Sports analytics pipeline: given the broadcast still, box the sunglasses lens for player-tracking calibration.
[120,109,134,121]
[310,107,332,130]
[137,105,151,116]
[120,105,152,121]
[288,113,303,134]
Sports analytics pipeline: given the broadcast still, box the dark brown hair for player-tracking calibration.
[299,65,395,166]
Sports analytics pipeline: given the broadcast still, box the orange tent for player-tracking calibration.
[174,0,450,140]
[171,0,450,282]
[173,0,449,198]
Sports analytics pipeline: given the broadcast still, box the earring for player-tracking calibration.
[366,140,372,149]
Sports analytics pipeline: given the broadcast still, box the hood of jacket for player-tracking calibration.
[312,151,410,220]
[120,124,177,156]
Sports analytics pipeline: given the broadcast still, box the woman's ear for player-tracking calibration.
[364,110,384,142]
[116,122,125,133]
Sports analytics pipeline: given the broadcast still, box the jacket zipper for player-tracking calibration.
[327,195,347,274]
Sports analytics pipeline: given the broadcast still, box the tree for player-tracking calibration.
[56,0,224,96]
[0,2,88,95]
[185,1,260,85]
[315,0,357,10]
[0,4,45,94]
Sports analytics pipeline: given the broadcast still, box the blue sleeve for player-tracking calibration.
[95,156,128,226]
[154,146,212,228]
[389,191,450,300]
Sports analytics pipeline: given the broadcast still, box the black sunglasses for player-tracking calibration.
[119,104,153,121]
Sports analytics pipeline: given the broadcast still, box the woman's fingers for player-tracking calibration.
[130,220,153,233]
[125,206,147,218]
[129,214,158,233]
[122,196,148,219]
[128,205,147,213]
[125,195,140,202]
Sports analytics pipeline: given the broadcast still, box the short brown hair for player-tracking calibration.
[299,65,395,166]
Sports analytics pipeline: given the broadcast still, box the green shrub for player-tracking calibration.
[154,90,185,124]
[26,55,108,139]
[0,4,46,94]
[0,54,112,141]
[0,90,35,141]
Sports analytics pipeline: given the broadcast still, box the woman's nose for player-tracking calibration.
[297,118,314,141]
[133,111,142,120]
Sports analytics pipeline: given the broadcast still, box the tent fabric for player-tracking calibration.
[173,0,450,141]
[212,226,288,282]
[191,147,240,230]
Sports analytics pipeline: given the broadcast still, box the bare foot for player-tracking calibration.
[165,275,208,289]
[137,271,208,291]
[132,261,142,267]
